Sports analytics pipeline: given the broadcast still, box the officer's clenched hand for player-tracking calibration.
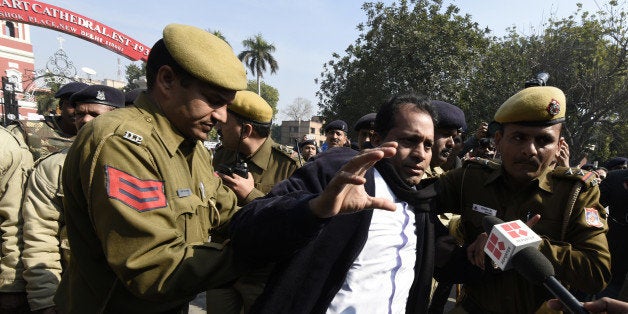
[309,142,398,218]
[217,171,255,201]
[467,214,541,269]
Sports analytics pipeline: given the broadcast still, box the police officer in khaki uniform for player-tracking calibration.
[21,85,124,313]
[0,126,34,313]
[298,139,318,162]
[7,82,87,161]
[209,91,299,314]
[354,113,376,150]
[438,86,611,313]
[425,100,466,313]
[426,100,466,179]
[54,24,246,313]
[214,90,300,205]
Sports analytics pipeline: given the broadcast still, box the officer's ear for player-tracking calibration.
[155,65,178,95]
[240,123,253,139]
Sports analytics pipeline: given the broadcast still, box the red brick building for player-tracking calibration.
[0,20,38,120]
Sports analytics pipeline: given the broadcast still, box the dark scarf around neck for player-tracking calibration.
[374,159,436,212]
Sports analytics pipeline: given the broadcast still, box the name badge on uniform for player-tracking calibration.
[472,204,497,216]
[177,188,192,198]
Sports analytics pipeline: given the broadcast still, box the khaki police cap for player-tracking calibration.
[494,86,566,126]
[229,91,273,124]
[162,24,247,91]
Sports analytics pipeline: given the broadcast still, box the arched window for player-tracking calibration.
[5,22,15,37]
[6,69,23,92]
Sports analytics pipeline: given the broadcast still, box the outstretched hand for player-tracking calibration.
[309,142,398,218]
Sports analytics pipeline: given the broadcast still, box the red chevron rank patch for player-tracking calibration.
[106,166,167,212]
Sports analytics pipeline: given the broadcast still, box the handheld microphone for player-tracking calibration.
[482,216,542,270]
[512,247,587,314]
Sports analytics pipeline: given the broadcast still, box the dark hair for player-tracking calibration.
[374,93,437,138]
[146,39,194,90]
[231,112,271,138]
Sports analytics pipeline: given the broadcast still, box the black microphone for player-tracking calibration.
[511,247,587,314]
[482,215,504,233]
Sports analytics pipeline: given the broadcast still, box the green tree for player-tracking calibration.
[207,29,229,45]
[316,0,490,130]
[239,34,279,95]
[35,74,64,114]
[468,1,628,163]
[246,80,279,117]
[124,62,146,92]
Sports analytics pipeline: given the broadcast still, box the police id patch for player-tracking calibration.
[106,166,167,212]
[472,204,497,216]
[585,207,603,228]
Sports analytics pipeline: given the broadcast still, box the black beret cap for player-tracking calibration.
[70,85,125,108]
[55,82,89,98]
[604,157,628,170]
[125,88,144,105]
[325,120,348,133]
[430,100,467,131]
[354,113,377,131]
[581,163,597,171]
[299,139,317,148]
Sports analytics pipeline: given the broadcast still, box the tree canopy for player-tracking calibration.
[317,0,627,163]
[246,79,280,118]
[123,62,146,92]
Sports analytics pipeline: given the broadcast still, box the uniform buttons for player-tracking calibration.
[145,117,152,123]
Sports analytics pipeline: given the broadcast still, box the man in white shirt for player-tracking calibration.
[230,93,438,313]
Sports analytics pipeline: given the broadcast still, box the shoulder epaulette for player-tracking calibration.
[463,157,501,170]
[273,143,296,159]
[551,166,599,189]
[114,112,153,146]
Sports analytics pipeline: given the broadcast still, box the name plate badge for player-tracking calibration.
[472,204,497,216]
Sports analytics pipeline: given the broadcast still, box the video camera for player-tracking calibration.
[524,72,550,88]
[216,161,249,178]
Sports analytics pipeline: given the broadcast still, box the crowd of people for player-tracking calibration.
[0,23,627,314]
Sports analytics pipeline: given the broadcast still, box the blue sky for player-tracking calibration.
[29,0,604,119]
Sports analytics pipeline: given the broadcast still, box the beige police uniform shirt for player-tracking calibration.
[54,93,240,313]
[21,150,69,310]
[438,159,611,314]
[213,137,300,205]
[0,126,34,292]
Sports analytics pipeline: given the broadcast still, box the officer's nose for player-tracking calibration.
[522,140,538,157]
[446,136,454,148]
[214,105,228,123]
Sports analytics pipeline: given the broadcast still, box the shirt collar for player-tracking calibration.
[247,137,274,171]
[135,93,187,158]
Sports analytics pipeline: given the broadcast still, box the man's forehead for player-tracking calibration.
[326,129,345,135]
[503,123,562,136]
[387,122,434,141]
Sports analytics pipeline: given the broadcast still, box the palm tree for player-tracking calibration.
[238,34,278,95]
[206,28,229,46]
